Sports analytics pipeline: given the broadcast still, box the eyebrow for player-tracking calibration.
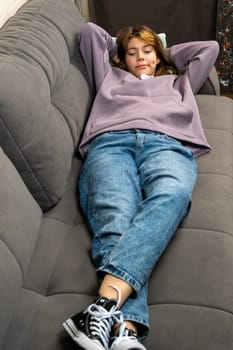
[127,44,153,51]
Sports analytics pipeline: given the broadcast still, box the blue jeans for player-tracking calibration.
[79,130,197,337]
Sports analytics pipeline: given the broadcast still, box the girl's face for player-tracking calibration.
[125,37,160,78]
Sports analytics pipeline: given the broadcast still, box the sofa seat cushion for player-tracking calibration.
[0,147,42,345]
[146,95,233,348]
[0,0,92,211]
[2,95,232,349]
[0,157,98,350]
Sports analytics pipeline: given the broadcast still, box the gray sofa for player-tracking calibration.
[0,0,233,349]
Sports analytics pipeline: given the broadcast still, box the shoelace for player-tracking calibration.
[86,285,124,350]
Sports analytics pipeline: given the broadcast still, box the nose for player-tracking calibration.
[137,50,144,61]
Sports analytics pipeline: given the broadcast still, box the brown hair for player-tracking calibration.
[115,25,178,76]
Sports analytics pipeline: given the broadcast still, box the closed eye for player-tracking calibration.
[127,50,136,56]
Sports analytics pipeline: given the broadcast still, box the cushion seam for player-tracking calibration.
[0,114,53,205]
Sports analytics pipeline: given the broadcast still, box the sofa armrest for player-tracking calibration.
[198,66,220,96]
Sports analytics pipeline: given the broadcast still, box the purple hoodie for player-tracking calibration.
[78,22,219,157]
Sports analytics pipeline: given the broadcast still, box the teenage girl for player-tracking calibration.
[63,22,219,350]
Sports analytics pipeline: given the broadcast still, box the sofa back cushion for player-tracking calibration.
[0,0,92,211]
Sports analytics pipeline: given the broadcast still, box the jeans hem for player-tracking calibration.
[96,265,142,293]
[122,312,150,339]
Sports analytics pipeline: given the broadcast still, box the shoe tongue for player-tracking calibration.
[95,296,117,311]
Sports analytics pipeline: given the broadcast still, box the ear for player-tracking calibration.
[119,60,127,70]
[112,55,120,64]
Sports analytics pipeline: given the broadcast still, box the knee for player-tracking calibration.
[148,180,192,216]
[173,182,192,200]
[169,182,192,217]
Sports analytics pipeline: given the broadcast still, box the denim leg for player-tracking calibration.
[79,131,197,336]
[79,132,142,269]
[120,282,150,337]
[103,132,197,290]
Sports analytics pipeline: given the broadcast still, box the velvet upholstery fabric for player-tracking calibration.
[0,0,91,210]
[0,1,232,349]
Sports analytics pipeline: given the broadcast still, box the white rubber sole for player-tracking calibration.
[110,338,147,350]
[63,318,105,350]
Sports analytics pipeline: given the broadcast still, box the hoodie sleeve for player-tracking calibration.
[168,41,219,94]
[78,22,117,93]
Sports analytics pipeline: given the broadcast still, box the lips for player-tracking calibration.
[136,65,147,69]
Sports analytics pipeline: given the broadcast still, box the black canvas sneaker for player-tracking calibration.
[110,325,147,350]
[63,296,123,350]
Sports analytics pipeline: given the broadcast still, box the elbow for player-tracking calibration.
[79,22,97,39]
